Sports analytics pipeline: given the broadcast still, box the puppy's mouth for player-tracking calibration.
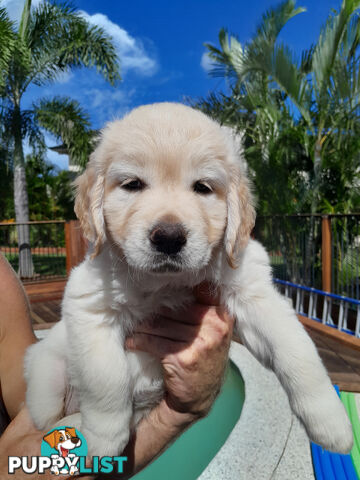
[150,256,183,274]
[60,446,69,457]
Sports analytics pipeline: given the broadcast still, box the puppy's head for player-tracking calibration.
[75,103,255,273]
[43,428,79,450]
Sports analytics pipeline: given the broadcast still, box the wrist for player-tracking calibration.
[156,398,198,430]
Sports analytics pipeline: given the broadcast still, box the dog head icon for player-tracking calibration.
[43,428,82,457]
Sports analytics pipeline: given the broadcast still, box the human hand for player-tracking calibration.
[0,407,50,479]
[0,407,96,480]
[125,282,234,420]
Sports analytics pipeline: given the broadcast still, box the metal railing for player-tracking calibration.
[275,279,360,338]
[331,215,360,300]
[254,215,322,287]
[255,214,360,300]
[0,221,66,282]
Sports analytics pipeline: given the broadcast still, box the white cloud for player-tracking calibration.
[2,0,42,23]
[56,70,73,84]
[79,11,158,77]
[83,86,136,125]
[200,52,214,73]
[88,87,128,109]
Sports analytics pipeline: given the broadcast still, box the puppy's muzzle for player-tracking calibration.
[150,222,187,255]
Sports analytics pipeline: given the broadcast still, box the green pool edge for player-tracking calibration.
[132,361,245,480]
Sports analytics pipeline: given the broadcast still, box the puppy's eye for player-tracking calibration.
[59,436,64,441]
[193,181,212,195]
[121,179,145,191]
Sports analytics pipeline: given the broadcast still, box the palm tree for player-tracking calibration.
[0,0,120,277]
[204,0,360,214]
[202,0,360,285]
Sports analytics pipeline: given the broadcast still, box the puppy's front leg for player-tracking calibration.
[68,321,132,457]
[227,286,353,453]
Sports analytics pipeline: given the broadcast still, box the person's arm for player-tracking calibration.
[0,254,37,420]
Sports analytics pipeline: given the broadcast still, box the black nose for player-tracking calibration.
[150,223,187,255]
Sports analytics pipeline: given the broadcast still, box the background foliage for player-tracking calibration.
[194,0,360,215]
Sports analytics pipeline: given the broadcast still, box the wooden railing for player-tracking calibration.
[65,220,88,275]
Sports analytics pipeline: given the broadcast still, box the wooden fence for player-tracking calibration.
[64,220,88,275]
[0,220,87,281]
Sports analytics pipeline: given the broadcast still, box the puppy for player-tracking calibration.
[25,102,353,457]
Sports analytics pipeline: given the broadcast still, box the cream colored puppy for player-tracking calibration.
[25,103,353,457]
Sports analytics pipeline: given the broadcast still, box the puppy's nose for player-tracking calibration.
[71,436,80,444]
[150,223,187,255]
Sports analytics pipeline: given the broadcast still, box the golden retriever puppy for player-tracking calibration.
[25,103,353,457]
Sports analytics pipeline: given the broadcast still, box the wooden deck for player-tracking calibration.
[30,299,360,393]
[25,278,66,303]
[299,315,360,393]
[31,299,61,328]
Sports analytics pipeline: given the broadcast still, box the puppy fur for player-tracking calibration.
[25,103,353,457]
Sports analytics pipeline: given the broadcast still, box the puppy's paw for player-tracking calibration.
[84,428,130,458]
[54,413,82,431]
[295,387,353,454]
[29,404,62,431]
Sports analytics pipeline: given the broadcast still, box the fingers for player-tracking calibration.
[134,317,199,342]
[153,282,222,324]
[158,304,232,327]
[127,309,234,358]
[126,333,186,359]
[193,281,221,306]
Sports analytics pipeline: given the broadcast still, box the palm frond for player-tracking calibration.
[300,45,315,74]
[205,29,242,79]
[254,0,306,45]
[267,43,312,125]
[312,0,360,97]
[21,109,46,155]
[33,96,93,168]
[18,0,31,40]
[26,1,121,87]
[342,11,360,58]
[0,7,16,91]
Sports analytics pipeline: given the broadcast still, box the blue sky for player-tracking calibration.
[4,0,342,169]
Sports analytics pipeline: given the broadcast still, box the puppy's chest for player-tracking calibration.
[112,285,194,330]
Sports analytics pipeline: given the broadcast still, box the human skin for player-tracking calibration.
[0,254,234,478]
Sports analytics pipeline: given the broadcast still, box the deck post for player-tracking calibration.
[65,220,87,274]
[321,216,332,292]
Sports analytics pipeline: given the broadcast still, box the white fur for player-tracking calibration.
[25,103,353,457]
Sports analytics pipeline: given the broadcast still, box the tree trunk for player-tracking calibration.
[311,139,322,213]
[13,105,34,278]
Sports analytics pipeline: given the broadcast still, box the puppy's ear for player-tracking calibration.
[74,153,105,258]
[43,431,57,449]
[224,167,256,268]
[65,427,77,438]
